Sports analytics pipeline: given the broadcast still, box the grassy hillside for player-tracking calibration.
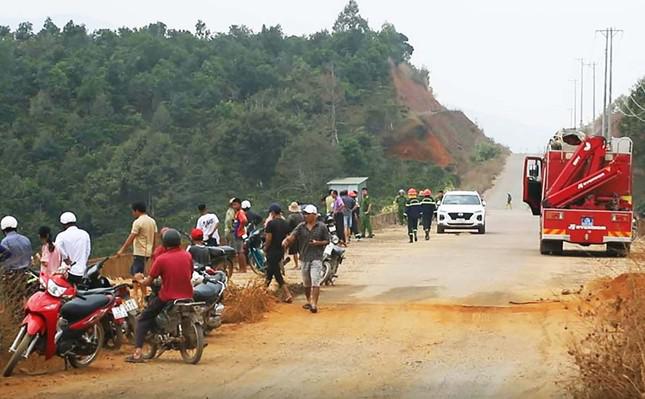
[0,1,505,255]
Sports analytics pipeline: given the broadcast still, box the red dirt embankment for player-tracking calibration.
[388,63,506,178]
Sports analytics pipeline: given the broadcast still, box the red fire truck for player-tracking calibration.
[523,129,633,256]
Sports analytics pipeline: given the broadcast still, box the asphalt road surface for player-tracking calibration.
[1,154,630,399]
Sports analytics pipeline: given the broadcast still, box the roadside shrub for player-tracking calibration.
[471,141,502,163]
[565,242,645,398]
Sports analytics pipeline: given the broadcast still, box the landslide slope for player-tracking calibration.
[389,63,508,191]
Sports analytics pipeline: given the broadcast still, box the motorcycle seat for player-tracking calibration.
[61,295,111,323]
[207,246,236,259]
[332,246,346,256]
[193,282,223,303]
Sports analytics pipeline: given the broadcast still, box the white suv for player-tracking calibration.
[436,191,486,234]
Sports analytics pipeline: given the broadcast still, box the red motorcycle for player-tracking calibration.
[2,274,115,377]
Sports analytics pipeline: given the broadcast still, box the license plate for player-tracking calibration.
[111,299,138,320]
[581,217,593,227]
[323,245,333,257]
[329,226,336,233]
[124,298,138,312]
[111,306,128,320]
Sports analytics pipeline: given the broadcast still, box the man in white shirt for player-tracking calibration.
[196,204,220,246]
[55,211,91,285]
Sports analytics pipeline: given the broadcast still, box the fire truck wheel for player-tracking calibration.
[607,243,630,258]
[540,239,562,256]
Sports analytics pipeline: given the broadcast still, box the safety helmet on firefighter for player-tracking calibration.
[59,212,77,225]
[407,188,417,198]
[423,189,432,197]
[241,200,251,210]
[1,216,18,231]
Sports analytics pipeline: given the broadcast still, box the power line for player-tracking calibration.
[618,106,645,123]
[629,93,645,112]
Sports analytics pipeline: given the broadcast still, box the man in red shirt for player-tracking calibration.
[126,229,193,363]
[229,198,248,273]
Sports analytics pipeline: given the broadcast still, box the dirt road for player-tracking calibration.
[1,154,630,398]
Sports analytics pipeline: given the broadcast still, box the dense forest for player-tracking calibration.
[0,1,491,255]
[618,77,645,214]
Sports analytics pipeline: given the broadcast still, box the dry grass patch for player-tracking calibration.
[222,281,276,324]
[566,241,645,398]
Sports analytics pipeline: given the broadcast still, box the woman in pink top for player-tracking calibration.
[39,226,62,277]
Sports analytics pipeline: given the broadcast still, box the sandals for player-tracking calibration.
[310,306,318,314]
[302,303,312,310]
[125,355,145,363]
[284,297,293,303]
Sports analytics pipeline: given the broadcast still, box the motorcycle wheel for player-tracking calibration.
[2,331,35,377]
[123,314,137,345]
[141,334,158,360]
[68,323,104,369]
[103,318,123,351]
[320,260,332,286]
[179,322,204,365]
[248,252,265,276]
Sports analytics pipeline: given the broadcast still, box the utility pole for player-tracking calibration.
[577,58,584,129]
[570,79,577,129]
[329,63,339,146]
[597,27,622,138]
[589,62,597,132]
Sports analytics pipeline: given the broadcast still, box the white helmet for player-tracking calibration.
[59,212,77,224]
[1,216,18,231]
[241,200,251,210]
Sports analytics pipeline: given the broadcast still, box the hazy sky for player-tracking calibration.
[2,0,644,152]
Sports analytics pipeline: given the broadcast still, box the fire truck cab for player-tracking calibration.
[523,129,633,257]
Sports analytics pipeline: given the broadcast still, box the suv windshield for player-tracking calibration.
[441,195,481,205]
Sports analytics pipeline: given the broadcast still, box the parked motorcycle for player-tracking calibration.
[3,274,114,377]
[206,245,236,276]
[142,281,206,364]
[191,266,227,334]
[181,230,236,276]
[244,227,267,276]
[321,214,346,285]
[78,257,138,349]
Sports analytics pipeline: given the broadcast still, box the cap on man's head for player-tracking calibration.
[191,228,204,241]
[349,191,357,198]
[302,205,318,215]
[268,203,282,214]
[198,204,206,211]
[59,212,77,225]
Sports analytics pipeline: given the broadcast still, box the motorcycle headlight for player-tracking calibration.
[47,279,67,298]
[331,235,340,245]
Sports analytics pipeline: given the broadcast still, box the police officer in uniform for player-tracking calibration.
[394,189,407,225]
[404,188,422,243]
[420,189,436,240]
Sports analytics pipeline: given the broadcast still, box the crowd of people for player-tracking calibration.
[324,187,375,246]
[0,186,451,365]
[0,189,379,328]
